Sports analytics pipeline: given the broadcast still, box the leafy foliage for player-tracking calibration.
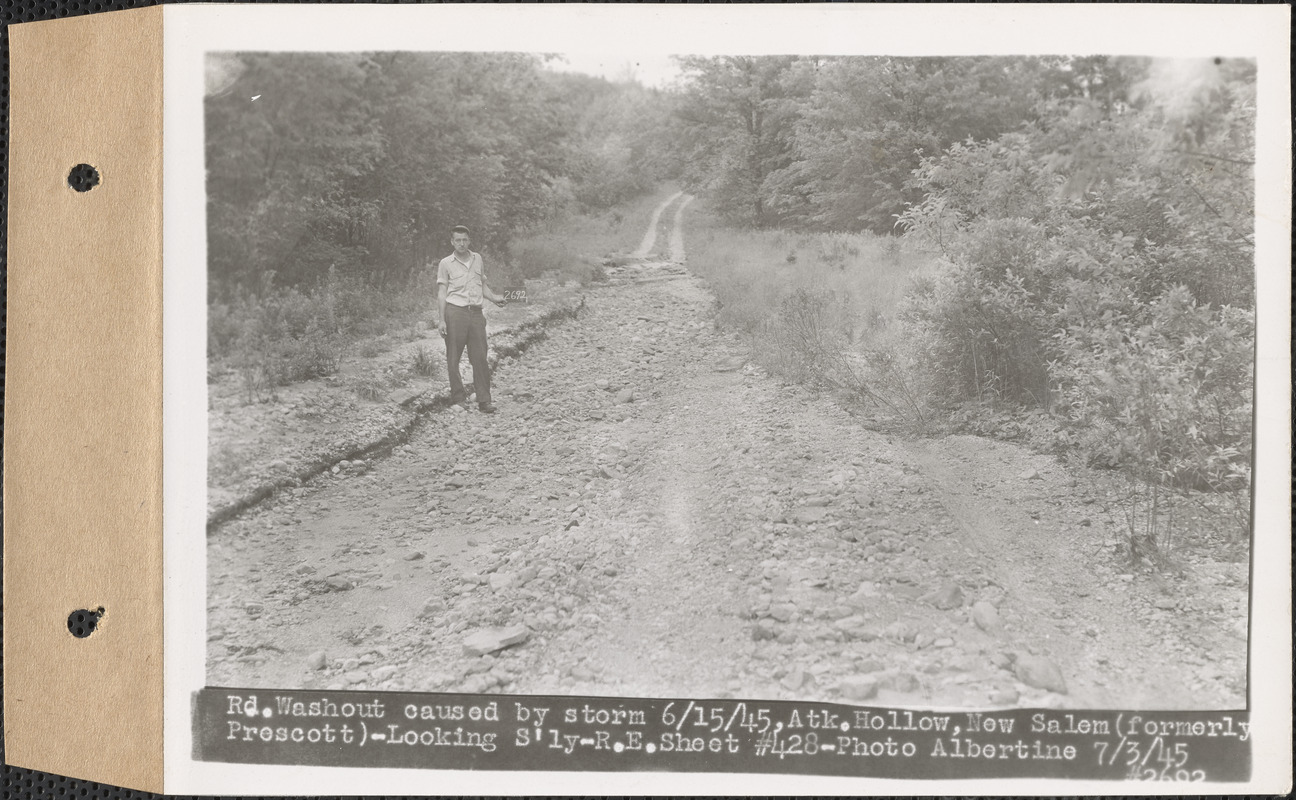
[206,52,678,390]
[676,55,1256,558]
[893,56,1256,557]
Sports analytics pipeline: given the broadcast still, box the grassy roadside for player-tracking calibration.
[684,201,939,424]
[505,186,683,285]
[682,201,1251,565]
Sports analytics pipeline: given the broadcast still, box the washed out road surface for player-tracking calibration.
[209,194,1247,710]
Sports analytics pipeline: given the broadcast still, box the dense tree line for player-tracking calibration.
[206,52,673,300]
[675,55,1256,551]
[672,56,1155,232]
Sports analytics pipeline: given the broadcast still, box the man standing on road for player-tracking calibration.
[436,225,506,413]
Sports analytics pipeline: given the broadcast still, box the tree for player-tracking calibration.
[672,55,810,226]
[206,51,606,297]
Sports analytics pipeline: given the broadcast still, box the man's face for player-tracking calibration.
[452,233,471,254]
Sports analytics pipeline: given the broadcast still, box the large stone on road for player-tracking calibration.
[767,603,796,622]
[463,625,530,657]
[713,355,746,373]
[838,675,879,701]
[388,388,422,406]
[1013,653,1068,694]
[789,506,830,525]
[972,600,1001,632]
[929,582,965,610]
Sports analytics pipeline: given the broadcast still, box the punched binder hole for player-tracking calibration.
[67,164,100,192]
[67,607,104,638]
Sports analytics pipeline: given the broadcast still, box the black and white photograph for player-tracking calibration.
[173,4,1288,791]
[205,47,1255,705]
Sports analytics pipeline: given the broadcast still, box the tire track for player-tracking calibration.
[632,190,684,258]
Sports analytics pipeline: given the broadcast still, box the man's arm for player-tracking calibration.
[436,259,449,335]
[479,254,506,307]
[437,283,448,336]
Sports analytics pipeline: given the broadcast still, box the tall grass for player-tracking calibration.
[685,204,938,424]
[506,186,682,285]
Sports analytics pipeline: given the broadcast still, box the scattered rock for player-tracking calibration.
[1019,467,1041,481]
[245,602,264,616]
[989,688,1019,705]
[890,584,924,600]
[780,666,806,691]
[930,583,965,610]
[614,389,635,404]
[884,621,918,642]
[767,603,796,622]
[838,675,879,701]
[388,388,422,406]
[371,665,399,682]
[883,672,920,693]
[1013,653,1068,694]
[463,625,530,657]
[752,620,778,641]
[404,551,425,561]
[305,651,328,671]
[460,673,500,694]
[971,601,1000,632]
[489,572,515,591]
[1153,597,1177,610]
[790,507,830,525]
[417,599,446,620]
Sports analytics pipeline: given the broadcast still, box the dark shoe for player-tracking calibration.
[478,403,497,414]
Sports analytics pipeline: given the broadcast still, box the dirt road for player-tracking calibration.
[208,194,1247,710]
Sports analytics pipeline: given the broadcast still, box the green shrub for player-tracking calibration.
[410,345,438,377]
[900,256,1053,408]
[757,288,855,386]
[1054,286,1253,493]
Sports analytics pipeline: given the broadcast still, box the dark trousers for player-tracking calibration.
[445,303,490,405]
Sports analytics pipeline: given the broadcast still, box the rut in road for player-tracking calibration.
[632,190,684,258]
[208,196,1244,710]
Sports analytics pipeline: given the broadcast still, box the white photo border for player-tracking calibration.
[163,3,1292,794]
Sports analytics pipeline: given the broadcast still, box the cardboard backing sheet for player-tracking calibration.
[4,7,165,792]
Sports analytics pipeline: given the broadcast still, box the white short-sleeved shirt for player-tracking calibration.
[436,251,485,307]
